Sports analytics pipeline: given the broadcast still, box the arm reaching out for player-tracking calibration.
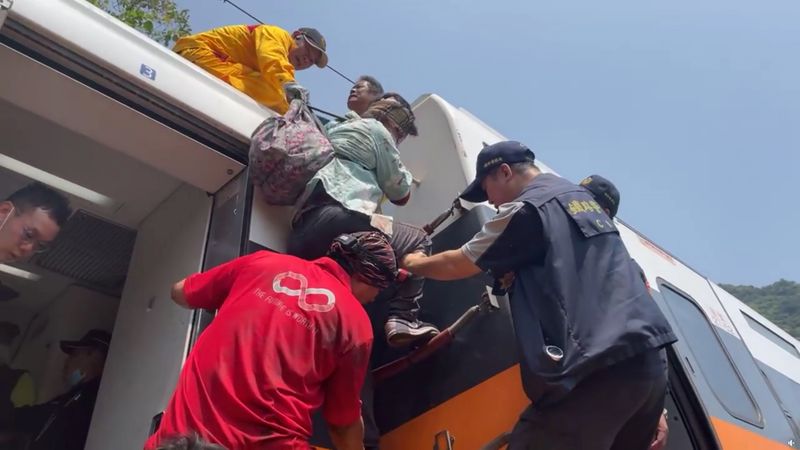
[402,249,481,281]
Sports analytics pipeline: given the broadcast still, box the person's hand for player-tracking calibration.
[401,251,426,270]
[649,412,669,450]
[283,82,310,104]
[499,272,515,290]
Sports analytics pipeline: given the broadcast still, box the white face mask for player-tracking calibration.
[66,368,85,388]
[0,205,12,230]
[0,344,10,365]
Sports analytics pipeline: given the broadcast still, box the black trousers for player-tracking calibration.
[508,349,668,450]
[287,203,431,321]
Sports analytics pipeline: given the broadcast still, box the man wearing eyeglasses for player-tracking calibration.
[0,183,71,263]
[174,24,328,114]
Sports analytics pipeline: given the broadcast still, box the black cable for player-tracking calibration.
[221,0,356,85]
[309,106,346,121]
[220,0,262,24]
[326,66,356,84]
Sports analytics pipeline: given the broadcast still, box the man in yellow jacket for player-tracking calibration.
[174,24,328,114]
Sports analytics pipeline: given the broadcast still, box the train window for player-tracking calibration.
[762,370,800,430]
[661,286,762,426]
[742,312,800,358]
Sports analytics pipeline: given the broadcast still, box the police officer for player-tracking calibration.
[581,174,669,450]
[580,174,649,286]
[1,329,110,450]
[403,141,677,450]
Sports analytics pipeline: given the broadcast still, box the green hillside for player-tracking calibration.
[720,279,800,339]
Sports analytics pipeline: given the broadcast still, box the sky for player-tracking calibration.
[177,0,799,287]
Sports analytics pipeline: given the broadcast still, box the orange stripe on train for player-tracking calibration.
[323,374,794,450]
[379,365,528,450]
[711,417,793,450]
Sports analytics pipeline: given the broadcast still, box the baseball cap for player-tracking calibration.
[60,329,111,355]
[460,141,536,203]
[580,175,620,218]
[298,27,328,68]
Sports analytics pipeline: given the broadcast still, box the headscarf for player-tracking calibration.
[362,98,418,140]
[328,231,397,289]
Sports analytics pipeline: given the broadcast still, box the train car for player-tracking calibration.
[0,1,797,449]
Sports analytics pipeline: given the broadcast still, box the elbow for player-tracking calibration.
[170,280,188,308]
[391,193,410,206]
[327,416,363,439]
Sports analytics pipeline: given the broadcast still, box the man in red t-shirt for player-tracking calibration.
[145,232,398,450]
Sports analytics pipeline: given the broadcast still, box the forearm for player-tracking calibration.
[403,248,481,281]
[328,418,365,450]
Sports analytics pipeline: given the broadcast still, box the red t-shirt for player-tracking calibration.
[145,251,373,450]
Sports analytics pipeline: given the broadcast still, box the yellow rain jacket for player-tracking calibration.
[174,24,296,114]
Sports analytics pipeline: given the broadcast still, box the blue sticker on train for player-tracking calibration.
[140,64,156,81]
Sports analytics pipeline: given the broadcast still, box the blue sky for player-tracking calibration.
[178,0,799,287]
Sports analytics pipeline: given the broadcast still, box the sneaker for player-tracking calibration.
[385,317,440,348]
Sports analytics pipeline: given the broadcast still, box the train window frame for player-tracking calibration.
[741,311,800,359]
[658,280,764,428]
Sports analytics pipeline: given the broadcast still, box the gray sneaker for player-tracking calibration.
[385,317,440,348]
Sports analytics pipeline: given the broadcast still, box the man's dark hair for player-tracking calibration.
[357,75,384,96]
[6,182,71,226]
[156,434,226,450]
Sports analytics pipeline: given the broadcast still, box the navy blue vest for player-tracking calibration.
[510,174,676,405]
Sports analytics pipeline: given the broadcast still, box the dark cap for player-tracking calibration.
[297,27,328,68]
[580,175,620,218]
[60,329,111,355]
[460,141,535,203]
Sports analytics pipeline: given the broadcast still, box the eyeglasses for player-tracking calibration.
[20,224,50,254]
[9,207,51,254]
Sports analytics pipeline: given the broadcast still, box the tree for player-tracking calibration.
[87,0,191,47]
[721,279,800,339]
